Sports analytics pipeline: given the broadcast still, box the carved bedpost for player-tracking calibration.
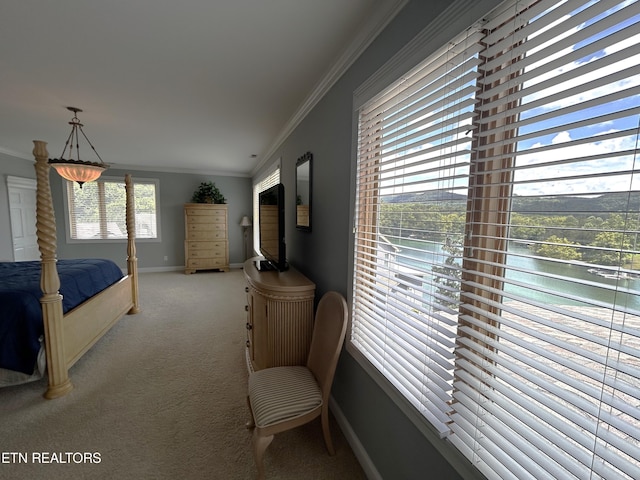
[33,140,73,399]
[125,174,140,313]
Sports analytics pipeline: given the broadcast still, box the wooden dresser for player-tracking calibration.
[243,257,315,372]
[184,203,229,274]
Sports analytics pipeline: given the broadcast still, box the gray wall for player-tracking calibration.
[0,154,252,270]
[258,0,503,478]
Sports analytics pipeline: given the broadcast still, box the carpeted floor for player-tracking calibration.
[0,269,366,480]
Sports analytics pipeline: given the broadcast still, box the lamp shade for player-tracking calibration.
[240,216,252,227]
[49,159,107,187]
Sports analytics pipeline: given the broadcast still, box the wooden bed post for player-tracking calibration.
[125,173,140,313]
[33,140,73,399]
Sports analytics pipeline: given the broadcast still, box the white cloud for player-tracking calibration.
[513,129,639,196]
[551,131,572,144]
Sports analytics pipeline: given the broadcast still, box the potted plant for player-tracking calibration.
[191,182,226,204]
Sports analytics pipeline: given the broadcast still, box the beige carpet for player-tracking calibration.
[0,269,366,480]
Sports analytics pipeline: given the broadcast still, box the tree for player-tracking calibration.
[533,235,582,261]
[432,235,463,311]
[584,231,633,266]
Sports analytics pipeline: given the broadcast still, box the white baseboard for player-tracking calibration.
[330,396,382,480]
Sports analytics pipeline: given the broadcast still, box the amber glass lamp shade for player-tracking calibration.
[49,159,107,188]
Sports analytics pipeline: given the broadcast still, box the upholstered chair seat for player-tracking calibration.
[248,366,322,428]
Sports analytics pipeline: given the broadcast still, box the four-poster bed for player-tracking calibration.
[0,140,140,399]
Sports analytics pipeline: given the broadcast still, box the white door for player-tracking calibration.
[7,176,39,261]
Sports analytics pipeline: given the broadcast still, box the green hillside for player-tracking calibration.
[384,191,640,215]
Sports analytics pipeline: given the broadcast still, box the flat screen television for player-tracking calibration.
[258,183,287,271]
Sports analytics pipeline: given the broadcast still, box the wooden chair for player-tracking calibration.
[246,291,348,479]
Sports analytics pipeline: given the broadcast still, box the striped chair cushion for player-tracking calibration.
[248,366,322,428]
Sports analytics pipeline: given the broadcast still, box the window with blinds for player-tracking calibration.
[350,0,640,478]
[352,25,483,436]
[252,162,280,255]
[65,177,159,240]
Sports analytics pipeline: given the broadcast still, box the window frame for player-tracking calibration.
[62,175,162,244]
[347,0,640,478]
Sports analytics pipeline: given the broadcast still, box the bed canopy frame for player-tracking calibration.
[32,140,140,399]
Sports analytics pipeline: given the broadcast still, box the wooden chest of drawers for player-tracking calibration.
[184,203,229,274]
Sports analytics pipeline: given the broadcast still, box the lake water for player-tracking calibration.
[393,238,640,312]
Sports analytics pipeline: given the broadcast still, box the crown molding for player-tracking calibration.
[354,0,501,109]
[252,0,409,177]
[0,148,250,178]
[106,162,252,178]
[0,146,31,161]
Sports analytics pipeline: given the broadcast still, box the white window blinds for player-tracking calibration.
[253,163,280,255]
[352,27,484,436]
[66,177,158,240]
[450,1,640,478]
[351,0,640,478]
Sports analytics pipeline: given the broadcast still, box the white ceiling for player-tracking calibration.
[0,0,403,177]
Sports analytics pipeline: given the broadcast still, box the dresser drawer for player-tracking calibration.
[186,240,225,250]
[188,243,227,258]
[186,213,226,224]
[189,251,226,259]
[187,258,226,269]
[188,221,226,231]
[187,225,227,241]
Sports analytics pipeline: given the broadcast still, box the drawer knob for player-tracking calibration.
[245,286,249,293]
[246,323,252,330]
[245,304,249,312]
[246,340,250,348]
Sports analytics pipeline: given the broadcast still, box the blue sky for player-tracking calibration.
[511,0,640,196]
[375,0,640,199]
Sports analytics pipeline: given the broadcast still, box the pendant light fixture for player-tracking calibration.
[48,106,109,188]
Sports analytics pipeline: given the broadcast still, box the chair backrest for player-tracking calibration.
[306,291,348,402]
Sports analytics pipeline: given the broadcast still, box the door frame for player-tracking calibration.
[7,175,39,261]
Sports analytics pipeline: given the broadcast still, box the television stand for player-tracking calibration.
[255,259,288,271]
[257,259,275,271]
[243,257,315,372]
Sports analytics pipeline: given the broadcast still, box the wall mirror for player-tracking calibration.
[295,152,312,231]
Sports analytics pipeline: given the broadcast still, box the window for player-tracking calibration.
[252,161,280,254]
[65,176,159,241]
[350,0,640,478]
[353,23,482,435]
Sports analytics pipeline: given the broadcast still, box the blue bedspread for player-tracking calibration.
[0,259,124,375]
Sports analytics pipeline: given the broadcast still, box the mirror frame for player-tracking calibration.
[295,152,312,231]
